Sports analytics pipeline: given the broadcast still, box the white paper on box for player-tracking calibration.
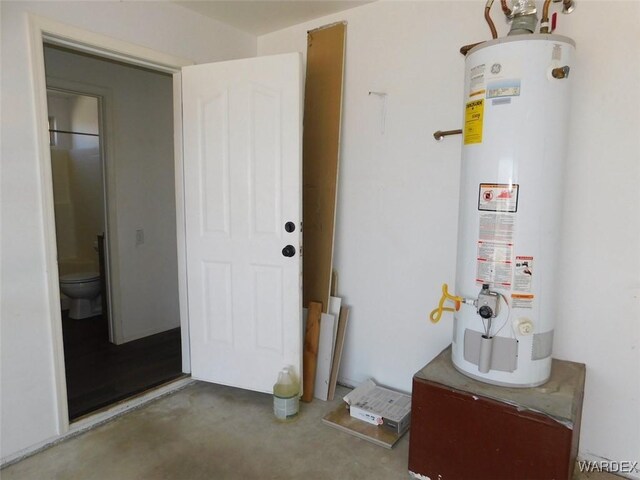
[344,379,411,428]
[343,378,376,405]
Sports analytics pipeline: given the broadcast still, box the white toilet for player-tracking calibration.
[60,272,102,319]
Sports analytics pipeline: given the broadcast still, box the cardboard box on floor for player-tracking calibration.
[344,379,411,435]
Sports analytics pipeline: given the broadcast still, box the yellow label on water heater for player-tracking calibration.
[464,99,484,145]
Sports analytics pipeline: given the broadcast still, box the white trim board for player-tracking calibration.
[31,14,192,73]
[173,71,191,373]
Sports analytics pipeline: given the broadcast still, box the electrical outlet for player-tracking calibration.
[136,229,144,246]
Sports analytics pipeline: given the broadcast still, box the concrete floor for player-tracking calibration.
[2,381,621,480]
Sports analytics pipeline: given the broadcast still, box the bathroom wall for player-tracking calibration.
[48,94,77,263]
[47,92,104,275]
[66,96,102,268]
[69,95,99,150]
[46,94,72,149]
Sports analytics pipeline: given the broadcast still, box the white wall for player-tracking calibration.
[45,45,179,343]
[47,94,73,150]
[48,94,80,263]
[259,0,640,472]
[69,95,99,150]
[66,97,103,268]
[0,1,256,460]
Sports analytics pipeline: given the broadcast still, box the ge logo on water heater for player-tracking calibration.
[491,63,501,74]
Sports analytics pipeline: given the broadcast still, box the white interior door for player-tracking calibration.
[182,53,303,393]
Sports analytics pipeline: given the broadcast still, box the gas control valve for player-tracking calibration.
[476,284,500,319]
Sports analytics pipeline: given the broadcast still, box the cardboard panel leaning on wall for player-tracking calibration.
[302,22,346,312]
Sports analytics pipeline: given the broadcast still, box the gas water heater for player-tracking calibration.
[431,2,575,387]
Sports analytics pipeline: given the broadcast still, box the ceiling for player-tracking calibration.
[175,1,375,36]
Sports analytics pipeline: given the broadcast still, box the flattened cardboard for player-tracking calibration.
[302,22,346,312]
[322,404,404,449]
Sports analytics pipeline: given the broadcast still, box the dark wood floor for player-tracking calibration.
[61,311,183,420]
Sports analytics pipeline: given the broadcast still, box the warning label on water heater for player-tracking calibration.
[479,184,519,212]
[514,256,534,292]
[468,63,486,98]
[511,293,534,309]
[464,99,484,145]
[479,213,515,243]
[476,213,516,288]
[476,240,513,287]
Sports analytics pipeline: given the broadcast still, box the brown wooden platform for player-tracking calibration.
[322,403,406,449]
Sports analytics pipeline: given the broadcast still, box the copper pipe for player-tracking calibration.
[500,0,512,17]
[542,0,575,32]
[541,0,552,32]
[461,1,496,57]
[484,0,498,39]
[433,129,463,141]
[460,42,485,56]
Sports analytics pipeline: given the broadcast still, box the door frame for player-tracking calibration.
[28,13,193,435]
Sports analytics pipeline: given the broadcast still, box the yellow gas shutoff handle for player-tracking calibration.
[430,283,463,324]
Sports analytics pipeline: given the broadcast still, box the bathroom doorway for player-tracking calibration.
[45,45,183,421]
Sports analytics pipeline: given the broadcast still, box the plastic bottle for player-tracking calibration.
[273,367,299,420]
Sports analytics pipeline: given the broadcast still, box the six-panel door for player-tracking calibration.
[182,53,303,393]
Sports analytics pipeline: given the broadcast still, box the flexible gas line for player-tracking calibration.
[429,284,464,324]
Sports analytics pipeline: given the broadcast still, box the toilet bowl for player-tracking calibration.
[60,272,102,319]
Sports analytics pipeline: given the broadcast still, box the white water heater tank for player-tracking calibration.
[451,34,575,387]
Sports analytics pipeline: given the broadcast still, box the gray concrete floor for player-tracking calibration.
[2,381,621,480]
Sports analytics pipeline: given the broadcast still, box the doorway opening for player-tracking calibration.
[44,44,184,420]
